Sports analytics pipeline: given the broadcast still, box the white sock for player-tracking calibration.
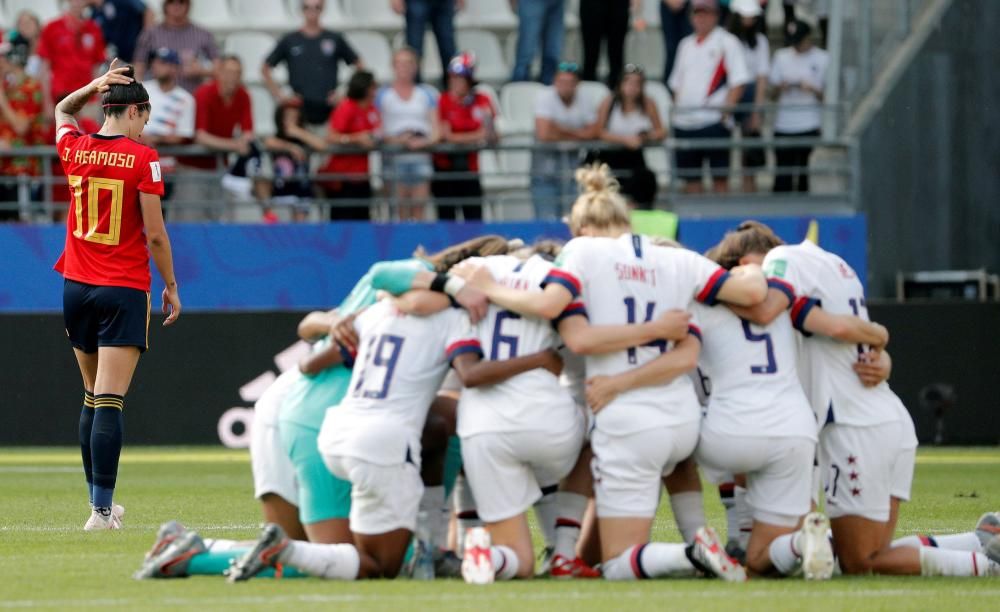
[533,487,559,550]
[491,545,520,580]
[768,531,803,575]
[893,532,982,552]
[284,541,360,580]
[719,484,738,543]
[669,492,704,545]
[919,546,996,577]
[453,475,481,555]
[203,538,241,552]
[603,543,697,580]
[419,485,446,551]
[553,491,588,559]
[734,486,753,549]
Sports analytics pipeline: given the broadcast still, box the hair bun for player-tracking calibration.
[575,163,620,194]
[120,64,136,81]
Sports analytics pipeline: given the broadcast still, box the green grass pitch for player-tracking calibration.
[0,446,997,611]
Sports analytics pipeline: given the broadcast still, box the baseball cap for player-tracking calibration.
[691,0,719,12]
[447,52,477,80]
[151,47,181,65]
[731,0,763,18]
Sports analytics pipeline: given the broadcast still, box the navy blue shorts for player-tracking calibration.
[63,279,150,354]
[674,122,731,171]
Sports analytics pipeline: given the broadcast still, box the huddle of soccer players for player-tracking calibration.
[136,164,1000,583]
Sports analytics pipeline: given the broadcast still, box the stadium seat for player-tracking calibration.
[188,0,234,30]
[5,0,60,24]
[231,0,298,30]
[248,84,277,135]
[285,0,355,30]
[341,0,404,31]
[455,29,507,83]
[577,80,610,109]
[391,31,444,85]
[455,0,517,30]
[564,0,580,29]
[646,146,671,188]
[637,0,661,28]
[499,81,544,134]
[342,31,393,83]
[644,80,672,126]
[492,191,535,220]
[625,29,665,81]
[224,32,285,84]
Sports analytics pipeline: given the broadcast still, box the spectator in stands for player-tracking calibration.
[262,99,326,223]
[580,0,635,87]
[730,0,769,192]
[594,64,666,209]
[142,48,196,207]
[392,0,461,88]
[660,1,693,87]
[531,61,599,219]
[378,47,440,221]
[88,0,155,63]
[37,0,106,104]
[509,0,565,85]
[433,53,496,221]
[177,55,254,220]
[668,0,749,193]
[0,38,45,222]
[321,70,380,221]
[783,0,827,47]
[770,19,827,193]
[264,0,362,130]
[10,11,43,79]
[133,0,219,93]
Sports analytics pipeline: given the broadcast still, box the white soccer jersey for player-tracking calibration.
[763,241,905,428]
[453,255,580,437]
[317,299,469,466]
[549,234,730,435]
[694,302,816,440]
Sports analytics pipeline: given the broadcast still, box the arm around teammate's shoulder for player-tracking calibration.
[715,263,768,307]
[802,307,889,350]
[139,192,180,326]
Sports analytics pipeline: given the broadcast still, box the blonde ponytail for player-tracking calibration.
[567,163,630,236]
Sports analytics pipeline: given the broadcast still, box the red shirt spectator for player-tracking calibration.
[325,97,380,177]
[0,61,45,177]
[435,91,495,173]
[187,79,253,169]
[37,11,106,100]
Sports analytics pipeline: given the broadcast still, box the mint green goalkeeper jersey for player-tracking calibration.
[279,258,433,430]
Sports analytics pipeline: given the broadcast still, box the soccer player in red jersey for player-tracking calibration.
[53,59,181,531]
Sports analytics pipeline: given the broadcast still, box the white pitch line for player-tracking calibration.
[2,588,1000,608]
[0,467,80,473]
[0,523,258,533]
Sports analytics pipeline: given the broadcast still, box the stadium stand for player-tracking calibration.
[188,0,233,31]
[455,29,507,84]
[391,31,444,84]
[5,0,60,24]
[231,0,299,31]
[342,30,394,83]
[454,0,517,31]
[341,0,404,32]
[223,32,285,84]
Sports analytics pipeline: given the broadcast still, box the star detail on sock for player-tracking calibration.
[848,471,859,481]
[851,487,862,497]
[847,455,857,465]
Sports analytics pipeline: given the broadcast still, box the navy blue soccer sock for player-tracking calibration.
[91,394,125,509]
[79,391,96,505]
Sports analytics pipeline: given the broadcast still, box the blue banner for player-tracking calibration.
[0,215,865,312]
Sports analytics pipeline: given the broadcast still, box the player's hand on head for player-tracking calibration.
[92,58,134,93]
[161,286,181,326]
[586,375,622,415]
[454,285,489,324]
[331,313,360,353]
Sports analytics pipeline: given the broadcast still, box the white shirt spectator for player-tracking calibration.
[376,84,437,138]
[143,79,196,170]
[534,87,598,133]
[741,33,771,80]
[668,27,751,130]
[606,104,654,138]
[769,46,829,133]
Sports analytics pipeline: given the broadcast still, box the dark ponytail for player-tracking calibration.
[102,65,151,118]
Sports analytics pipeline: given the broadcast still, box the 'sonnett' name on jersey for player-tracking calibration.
[53,124,164,292]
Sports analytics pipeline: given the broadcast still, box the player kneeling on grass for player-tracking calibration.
[722,221,1000,578]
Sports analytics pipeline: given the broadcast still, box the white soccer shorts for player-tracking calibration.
[250,375,299,505]
[890,411,918,502]
[696,427,815,527]
[323,454,423,535]
[461,420,584,523]
[819,419,912,522]
[591,420,700,518]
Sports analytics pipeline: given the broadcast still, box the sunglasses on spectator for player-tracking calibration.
[165,0,188,5]
[624,63,645,75]
[302,2,323,10]
[557,61,579,74]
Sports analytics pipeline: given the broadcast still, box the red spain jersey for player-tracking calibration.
[53,125,165,292]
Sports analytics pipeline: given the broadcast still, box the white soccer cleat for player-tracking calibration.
[112,503,125,520]
[975,511,1000,548]
[84,508,122,531]
[800,512,835,580]
[689,526,747,582]
[461,527,495,585]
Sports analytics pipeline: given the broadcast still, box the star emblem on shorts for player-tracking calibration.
[851,487,862,497]
[847,455,857,465]
[849,471,859,481]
